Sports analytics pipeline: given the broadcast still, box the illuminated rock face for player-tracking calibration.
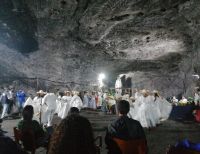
[0,0,199,95]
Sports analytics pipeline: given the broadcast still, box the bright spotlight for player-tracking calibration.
[98,73,105,88]
[98,73,105,81]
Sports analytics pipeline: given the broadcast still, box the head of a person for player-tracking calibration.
[64,91,71,96]
[117,100,130,116]
[49,114,96,154]
[68,107,79,116]
[154,92,159,97]
[22,105,34,121]
[59,92,64,97]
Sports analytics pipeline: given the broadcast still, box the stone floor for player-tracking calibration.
[1,110,200,154]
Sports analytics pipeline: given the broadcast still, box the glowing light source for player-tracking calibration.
[98,73,105,88]
[192,74,199,79]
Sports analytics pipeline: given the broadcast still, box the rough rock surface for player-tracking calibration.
[0,0,200,95]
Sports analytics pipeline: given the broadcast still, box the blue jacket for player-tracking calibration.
[16,91,26,104]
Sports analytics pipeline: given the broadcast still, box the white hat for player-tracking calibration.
[140,89,149,97]
[72,91,79,95]
[37,90,46,94]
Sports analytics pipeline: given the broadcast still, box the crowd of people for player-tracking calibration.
[1,87,199,128]
[0,86,200,153]
[0,88,26,119]
[0,99,147,154]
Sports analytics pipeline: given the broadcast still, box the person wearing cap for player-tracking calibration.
[32,90,46,123]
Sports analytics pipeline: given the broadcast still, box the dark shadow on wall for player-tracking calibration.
[0,0,38,53]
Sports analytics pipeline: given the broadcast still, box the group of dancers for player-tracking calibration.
[24,90,83,127]
[127,89,172,128]
[1,88,173,129]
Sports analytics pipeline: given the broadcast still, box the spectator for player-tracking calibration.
[68,107,79,116]
[17,105,45,145]
[48,114,96,154]
[0,134,27,154]
[0,118,27,154]
[105,100,146,153]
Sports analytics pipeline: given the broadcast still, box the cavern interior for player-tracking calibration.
[0,0,200,154]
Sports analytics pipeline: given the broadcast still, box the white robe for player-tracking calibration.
[70,95,83,110]
[24,97,33,107]
[42,93,57,126]
[146,95,160,127]
[32,97,47,124]
[129,95,160,128]
[133,96,150,128]
[57,96,72,119]
[195,93,200,105]
[83,95,89,108]
[115,77,122,97]
[158,97,172,121]
[88,96,96,109]
[128,95,143,119]
[42,93,57,111]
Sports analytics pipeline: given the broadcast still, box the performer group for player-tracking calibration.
[0,86,199,128]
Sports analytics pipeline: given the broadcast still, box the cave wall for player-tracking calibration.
[0,0,200,94]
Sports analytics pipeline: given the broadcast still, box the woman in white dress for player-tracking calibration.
[146,93,160,127]
[58,91,72,119]
[69,91,83,110]
[128,90,142,119]
[129,90,159,128]
[157,96,172,121]
[133,90,150,128]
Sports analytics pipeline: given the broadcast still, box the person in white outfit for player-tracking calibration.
[57,91,72,119]
[88,92,97,110]
[171,96,178,105]
[42,92,57,127]
[0,91,9,119]
[24,96,33,107]
[158,97,172,121]
[70,91,83,111]
[32,90,46,124]
[83,91,89,108]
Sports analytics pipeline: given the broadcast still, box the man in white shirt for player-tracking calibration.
[42,92,57,127]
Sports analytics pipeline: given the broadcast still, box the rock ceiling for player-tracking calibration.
[0,0,200,95]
